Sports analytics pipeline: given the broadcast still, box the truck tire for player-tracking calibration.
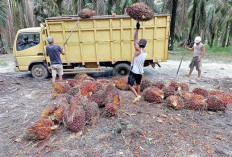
[113,63,130,77]
[31,64,49,79]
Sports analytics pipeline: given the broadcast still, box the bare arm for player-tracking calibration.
[198,45,205,61]
[134,22,140,56]
[60,47,65,55]
[185,45,194,51]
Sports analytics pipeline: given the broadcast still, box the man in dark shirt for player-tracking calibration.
[46,37,65,84]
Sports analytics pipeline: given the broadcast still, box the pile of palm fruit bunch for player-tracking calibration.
[25,73,121,140]
[126,3,154,21]
[78,8,95,19]
[140,79,232,112]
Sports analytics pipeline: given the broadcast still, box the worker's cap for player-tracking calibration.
[194,36,201,43]
[138,39,147,47]
[47,36,54,44]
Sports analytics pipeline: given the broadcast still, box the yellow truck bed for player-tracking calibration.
[44,15,170,65]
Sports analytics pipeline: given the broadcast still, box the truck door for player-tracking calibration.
[14,32,45,71]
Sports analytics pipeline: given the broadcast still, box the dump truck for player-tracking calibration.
[13,15,170,79]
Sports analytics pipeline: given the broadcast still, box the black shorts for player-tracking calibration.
[189,56,202,71]
[127,71,142,86]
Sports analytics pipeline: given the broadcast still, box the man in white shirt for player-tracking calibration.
[185,36,205,81]
[128,22,147,103]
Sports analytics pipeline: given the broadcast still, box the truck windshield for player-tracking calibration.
[16,33,40,51]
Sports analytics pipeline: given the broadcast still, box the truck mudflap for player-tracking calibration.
[150,62,161,68]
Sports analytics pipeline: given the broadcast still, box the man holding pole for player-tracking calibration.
[46,37,65,84]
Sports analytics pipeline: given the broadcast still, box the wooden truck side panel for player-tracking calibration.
[45,15,170,65]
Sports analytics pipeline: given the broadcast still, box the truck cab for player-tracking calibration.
[13,27,49,78]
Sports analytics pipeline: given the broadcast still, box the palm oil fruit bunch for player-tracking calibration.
[82,100,100,123]
[53,82,71,94]
[143,87,164,103]
[187,94,207,111]
[115,76,129,91]
[74,73,94,81]
[168,81,179,91]
[152,81,165,89]
[178,83,189,91]
[162,86,175,99]
[140,77,152,92]
[167,95,184,110]
[79,80,103,97]
[63,104,86,133]
[89,90,106,107]
[192,88,208,97]
[26,119,54,140]
[206,96,227,112]
[78,8,94,19]
[105,103,119,116]
[126,3,154,21]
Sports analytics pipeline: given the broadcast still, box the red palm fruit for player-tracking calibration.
[218,93,232,105]
[66,79,81,87]
[82,100,100,123]
[80,80,103,97]
[208,90,223,96]
[56,94,72,104]
[70,95,88,106]
[206,96,227,112]
[53,105,66,123]
[89,90,106,107]
[53,82,71,94]
[78,8,94,19]
[63,104,85,132]
[143,87,164,103]
[192,88,208,97]
[162,86,176,99]
[74,73,94,81]
[115,76,129,90]
[26,119,54,140]
[41,105,57,119]
[105,92,120,108]
[152,81,165,89]
[167,95,184,110]
[168,81,179,91]
[126,3,154,21]
[51,92,59,99]
[66,87,80,96]
[106,84,118,95]
[181,92,194,102]
[140,78,152,92]
[178,83,189,91]
[187,94,207,110]
[111,77,120,84]
[97,79,112,85]
[105,103,118,116]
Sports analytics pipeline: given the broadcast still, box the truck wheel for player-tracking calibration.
[31,64,49,79]
[113,63,130,77]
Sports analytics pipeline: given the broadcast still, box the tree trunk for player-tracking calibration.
[187,0,198,46]
[209,32,215,48]
[221,21,229,47]
[0,34,6,54]
[168,0,178,51]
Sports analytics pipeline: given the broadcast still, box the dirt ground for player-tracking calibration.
[0,54,232,157]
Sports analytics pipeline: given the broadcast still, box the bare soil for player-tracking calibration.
[0,54,232,157]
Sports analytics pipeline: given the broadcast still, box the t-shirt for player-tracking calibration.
[131,49,147,75]
[46,44,62,65]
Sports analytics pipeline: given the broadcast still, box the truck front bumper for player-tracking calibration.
[14,67,20,72]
